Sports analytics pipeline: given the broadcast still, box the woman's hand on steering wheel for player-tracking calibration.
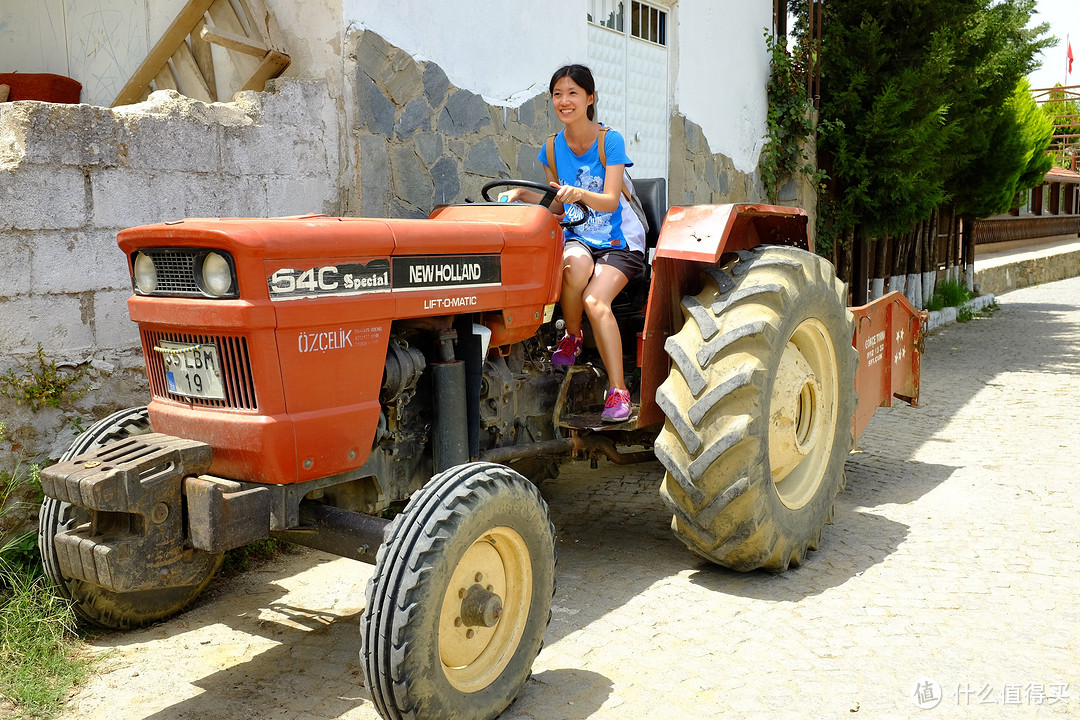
[550,182,587,206]
[480,179,589,228]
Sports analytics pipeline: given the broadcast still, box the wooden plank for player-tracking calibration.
[208,0,259,79]
[172,43,214,103]
[237,0,287,52]
[192,18,217,101]
[200,24,267,57]
[154,65,178,92]
[223,0,254,39]
[112,0,216,106]
[238,51,291,93]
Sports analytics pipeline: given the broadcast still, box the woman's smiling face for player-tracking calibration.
[551,76,594,125]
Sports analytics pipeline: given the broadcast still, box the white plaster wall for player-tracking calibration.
[0,0,345,108]
[0,0,70,76]
[674,1,772,173]
[342,0,586,104]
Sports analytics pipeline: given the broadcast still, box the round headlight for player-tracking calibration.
[133,252,157,294]
[200,252,233,297]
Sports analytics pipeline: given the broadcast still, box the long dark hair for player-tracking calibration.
[549,64,596,121]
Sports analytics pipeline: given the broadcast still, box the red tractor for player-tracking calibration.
[39,178,924,720]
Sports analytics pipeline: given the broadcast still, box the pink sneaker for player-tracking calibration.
[551,332,583,368]
[601,388,632,423]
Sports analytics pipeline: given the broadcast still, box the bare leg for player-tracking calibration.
[582,264,631,390]
[560,245,594,337]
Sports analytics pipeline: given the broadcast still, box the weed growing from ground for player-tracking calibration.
[924,279,976,312]
[0,462,90,718]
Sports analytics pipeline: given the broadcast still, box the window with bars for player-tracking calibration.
[631,2,666,46]
[588,1,667,46]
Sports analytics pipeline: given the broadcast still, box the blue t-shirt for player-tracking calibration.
[538,128,646,254]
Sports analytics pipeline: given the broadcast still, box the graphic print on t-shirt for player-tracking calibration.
[575,165,614,243]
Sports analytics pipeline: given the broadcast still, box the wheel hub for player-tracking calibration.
[460,583,504,628]
[769,320,838,510]
[439,527,533,693]
[770,341,822,478]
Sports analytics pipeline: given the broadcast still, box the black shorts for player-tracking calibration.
[564,239,646,281]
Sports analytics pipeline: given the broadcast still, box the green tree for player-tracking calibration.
[944,1,1053,219]
[1016,82,1056,191]
[816,0,961,237]
[958,79,1053,219]
[804,0,1052,290]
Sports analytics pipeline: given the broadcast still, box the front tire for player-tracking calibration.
[361,462,556,720]
[38,407,222,629]
[656,246,857,571]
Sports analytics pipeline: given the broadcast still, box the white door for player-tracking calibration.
[587,0,670,180]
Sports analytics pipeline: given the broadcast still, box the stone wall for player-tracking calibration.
[351,29,562,218]
[668,112,820,244]
[350,29,782,230]
[975,247,1080,296]
[0,79,342,474]
[669,113,764,207]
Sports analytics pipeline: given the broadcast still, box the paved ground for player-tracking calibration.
[58,277,1079,719]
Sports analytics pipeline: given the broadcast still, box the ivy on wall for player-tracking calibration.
[760,31,820,205]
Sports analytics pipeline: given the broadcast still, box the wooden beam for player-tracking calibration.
[237,0,287,52]
[192,18,217,101]
[112,0,216,106]
[172,42,214,103]
[238,51,291,93]
[154,65,179,92]
[208,0,259,80]
[199,24,268,57]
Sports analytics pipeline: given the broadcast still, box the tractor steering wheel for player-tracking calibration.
[481,179,589,228]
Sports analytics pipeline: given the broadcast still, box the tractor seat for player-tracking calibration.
[633,177,667,254]
[612,177,667,316]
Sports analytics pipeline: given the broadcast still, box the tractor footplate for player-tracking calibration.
[40,434,221,593]
[553,366,640,430]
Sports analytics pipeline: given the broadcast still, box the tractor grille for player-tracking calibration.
[140,249,201,295]
[142,330,258,410]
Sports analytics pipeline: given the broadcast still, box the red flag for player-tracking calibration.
[1069,38,1074,75]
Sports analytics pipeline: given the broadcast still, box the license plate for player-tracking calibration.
[160,341,226,400]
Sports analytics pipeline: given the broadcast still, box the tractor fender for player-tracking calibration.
[638,203,810,427]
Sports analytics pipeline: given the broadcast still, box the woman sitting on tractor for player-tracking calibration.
[501,64,646,423]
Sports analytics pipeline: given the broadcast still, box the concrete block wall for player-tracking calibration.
[0,78,342,476]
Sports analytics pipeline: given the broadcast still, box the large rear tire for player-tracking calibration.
[38,407,222,629]
[656,246,857,571]
[361,462,555,720]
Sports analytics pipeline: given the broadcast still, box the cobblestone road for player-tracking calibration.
[60,277,1079,720]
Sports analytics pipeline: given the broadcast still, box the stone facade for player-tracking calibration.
[350,28,783,227]
[352,29,562,218]
[669,114,764,207]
